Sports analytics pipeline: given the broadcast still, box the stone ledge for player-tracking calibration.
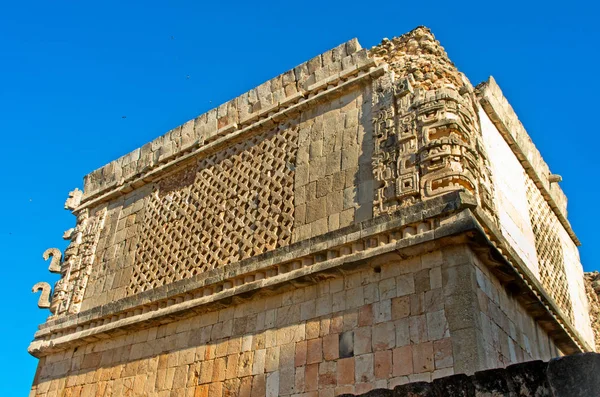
[29,191,477,357]
[476,76,579,246]
[29,191,591,358]
[337,352,600,396]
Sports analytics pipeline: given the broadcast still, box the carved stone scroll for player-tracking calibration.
[32,282,52,311]
[42,248,62,274]
[371,27,497,222]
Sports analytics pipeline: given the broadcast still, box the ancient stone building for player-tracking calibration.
[29,27,597,396]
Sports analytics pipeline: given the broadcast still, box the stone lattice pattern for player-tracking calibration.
[525,178,573,322]
[128,126,298,295]
[584,271,600,351]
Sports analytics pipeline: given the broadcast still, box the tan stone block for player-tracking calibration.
[358,304,374,326]
[379,278,396,300]
[215,340,229,358]
[209,382,223,397]
[194,385,209,397]
[374,350,392,380]
[213,358,226,382]
[396,274,415,296]
[339,207,355,227]
[252,349,266,375]
[354,327,372,355]
[343,311,359,331]
[410,293,424,316]
[373,299,391,323]
[336,357,355,386]
[312,364,331,390]
[427,310,449,341]
[409,314,427,344]
[265,347,280,373]
[330,314,343,334]
[279,343,295,369]
[372,322,395,351]
[263,369,276,397]
[355,353,374,384]
[306,319,320,340]
[173,366,188,389]
[335,385,356,395]
[279,366,295,395]
[363,283,379,305]
[391,296,411,320]
[424,289,444,312]
[433,338,453,369]
[412,341,434,373]
[392,345,413,376]
[429,267,442,289]
[332,290,346,312]
[239,376,253,397]
[238,351,254,377]
[250,374,266,397]
[346,287,364,309]
[295,341,307,367]
[306,197,327,223]
[320,317,331,337]
[295,366,306,393]
[305,363,319,391]
[323,334,339,361]
[307,338,323,364]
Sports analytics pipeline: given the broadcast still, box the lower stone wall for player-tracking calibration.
[473,252,562,368]
[30,245,563,397]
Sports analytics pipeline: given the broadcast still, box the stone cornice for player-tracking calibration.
[29,191,591,358]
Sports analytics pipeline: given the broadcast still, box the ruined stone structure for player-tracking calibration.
[29,27,596,396]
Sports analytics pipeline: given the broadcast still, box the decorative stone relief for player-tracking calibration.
[32,208,107,317]
[370,27,497,221]
[128,125,298,295]
[32,282,52,311]
[526,177,573,322]
[42,248,62,273]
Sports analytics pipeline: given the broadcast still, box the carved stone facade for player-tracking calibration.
[129,125,298,295]
[29,27,595,397]
[370,28,496,221]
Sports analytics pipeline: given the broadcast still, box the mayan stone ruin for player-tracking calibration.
[29,26,599,396]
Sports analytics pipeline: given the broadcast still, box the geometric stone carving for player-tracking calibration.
[373,82,484,215]
[371,28,497,221]
[526,177,573,322]
[46,207,107,317]
[42,248,62,274]
[128,125,299,295]
[31,282,52,311]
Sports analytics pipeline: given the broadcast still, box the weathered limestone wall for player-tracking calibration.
[479,109,539,276]
[477,89,594,349]
[31,246,562,397]
[473,249,561,369]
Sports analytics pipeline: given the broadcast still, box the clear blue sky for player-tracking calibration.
[1,0,598,393]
